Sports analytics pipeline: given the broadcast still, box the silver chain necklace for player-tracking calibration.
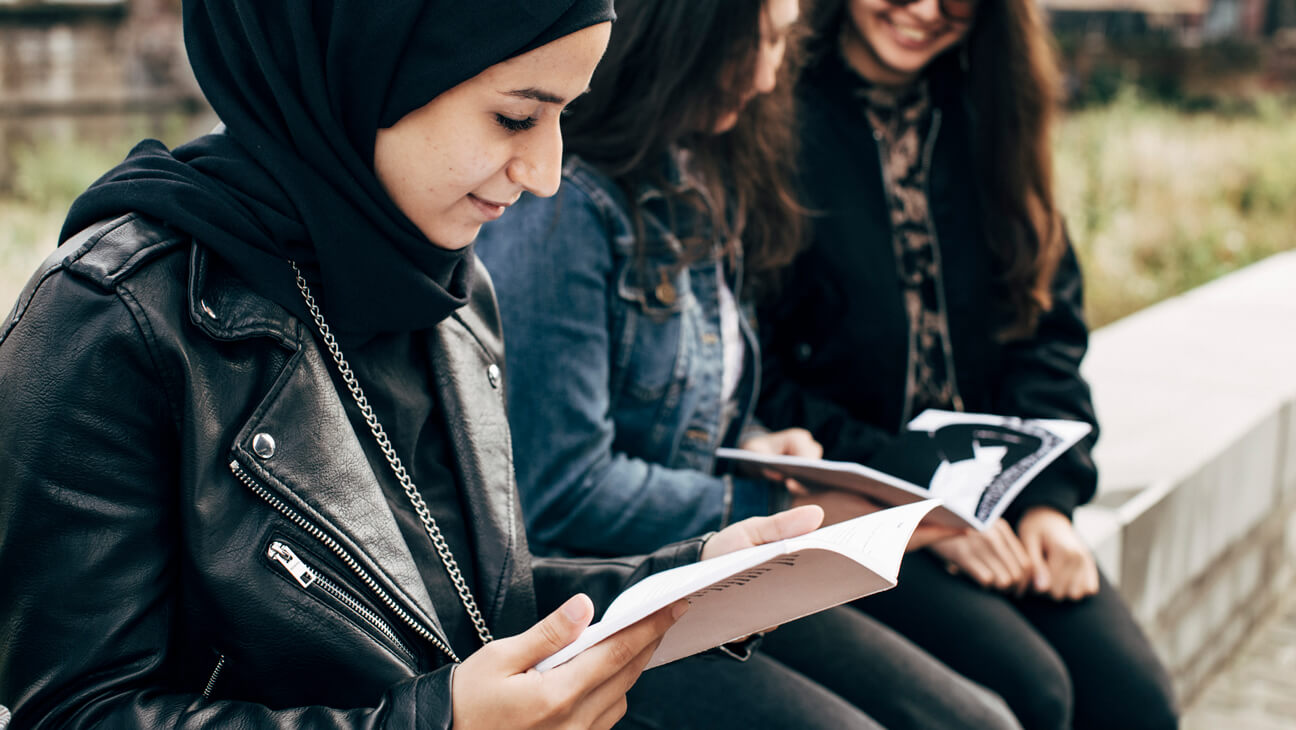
[291,262,494,650]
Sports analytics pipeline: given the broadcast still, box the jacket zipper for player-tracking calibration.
[229,459,461,663]
[202,654,226,699]
[267,540,418,666]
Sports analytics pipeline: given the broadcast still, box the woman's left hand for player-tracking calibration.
[1017,506,1100,601]
[738,427,823,489]
[739,428,823,459]
[700,505,824,560]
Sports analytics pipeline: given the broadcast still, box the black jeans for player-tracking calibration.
[622,650,881,729]
[854,551,1179,730]
[623,605,1020,729]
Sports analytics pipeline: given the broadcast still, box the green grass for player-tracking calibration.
[3,95,1296,328]
[1054,89,1296,327]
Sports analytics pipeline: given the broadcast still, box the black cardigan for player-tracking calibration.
[758,54,1099,522]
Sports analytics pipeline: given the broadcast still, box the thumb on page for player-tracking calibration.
[502,594,594,671]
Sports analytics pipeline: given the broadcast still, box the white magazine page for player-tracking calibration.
[536,500,939,672]
[903,410,1091,527]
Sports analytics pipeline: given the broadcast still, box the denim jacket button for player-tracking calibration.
[487,363,502,389]
[654,271,677,306]
[252,432,277,459]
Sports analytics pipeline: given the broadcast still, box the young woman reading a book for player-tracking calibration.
[755,0,1178,727]
[475,1,1019,728]
[0,2,853,728]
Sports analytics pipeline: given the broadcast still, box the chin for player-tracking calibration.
[425,228,480,251]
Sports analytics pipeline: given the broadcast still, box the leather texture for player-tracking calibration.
[0,214,703,729]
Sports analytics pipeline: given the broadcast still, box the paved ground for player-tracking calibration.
[1183,585,1296,729]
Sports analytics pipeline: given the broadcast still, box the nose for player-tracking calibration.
[508,121,563,198]
[909,0,944,23]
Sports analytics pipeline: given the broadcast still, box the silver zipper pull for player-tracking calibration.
[268,541,316,589]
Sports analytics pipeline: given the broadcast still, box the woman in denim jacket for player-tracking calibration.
[476,1,1020,728]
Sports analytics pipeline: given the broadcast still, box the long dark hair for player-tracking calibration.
[562,0,805,297]
[808,0,1066,338]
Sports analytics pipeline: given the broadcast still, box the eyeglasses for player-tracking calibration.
[882,0,979,22]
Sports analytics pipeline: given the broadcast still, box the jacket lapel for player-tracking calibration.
[230,333,451,643]
[427,286,530,635]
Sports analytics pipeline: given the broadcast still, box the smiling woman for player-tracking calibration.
[0,2,851,729]
[754,0,1181,728]
[373,25,610,249]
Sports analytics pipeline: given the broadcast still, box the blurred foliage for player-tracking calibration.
[1054,86,1296,327]
[0,114,193,310]
[3,97,1296,329]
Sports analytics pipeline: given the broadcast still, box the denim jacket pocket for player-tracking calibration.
[612,261,694,404]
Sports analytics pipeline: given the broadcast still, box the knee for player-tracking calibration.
[1079,676,1178,730]
[1010,668,1072,730]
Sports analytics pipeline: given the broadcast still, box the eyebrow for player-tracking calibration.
[505,87,567,105]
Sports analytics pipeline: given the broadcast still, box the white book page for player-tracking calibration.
[536,500,939,672]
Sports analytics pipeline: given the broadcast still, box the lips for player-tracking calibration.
[884,16,948,50]
[468,194,512,221]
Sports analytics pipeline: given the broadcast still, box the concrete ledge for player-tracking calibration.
[1076,251,1296,704]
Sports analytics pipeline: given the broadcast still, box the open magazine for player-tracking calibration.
[716,410,1092,531]
[536,500,939,672]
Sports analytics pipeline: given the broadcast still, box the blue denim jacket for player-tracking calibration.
[476,154,778,557]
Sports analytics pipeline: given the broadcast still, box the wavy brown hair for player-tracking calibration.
[562,0,806,298]
[808,0,1066,338]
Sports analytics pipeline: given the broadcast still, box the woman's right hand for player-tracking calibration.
[451,594,687,730]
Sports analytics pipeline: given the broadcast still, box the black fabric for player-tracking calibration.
[757,50,1099,522]
[854,553,1178,730]
[339,331,483,657]
[60,0,613,336]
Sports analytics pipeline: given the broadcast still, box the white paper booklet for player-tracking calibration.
[535,499,939,672]
[716,410,1091,531]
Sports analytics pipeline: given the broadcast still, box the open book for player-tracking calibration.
[536,500,939,672]
[717,410,1092,531]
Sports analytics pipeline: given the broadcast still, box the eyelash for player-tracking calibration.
[496,114,538,133]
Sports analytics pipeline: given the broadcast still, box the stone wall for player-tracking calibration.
[0,0,207,188]
[1076,250,1296,705]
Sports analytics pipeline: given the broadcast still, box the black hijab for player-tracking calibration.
[61,0,614,335]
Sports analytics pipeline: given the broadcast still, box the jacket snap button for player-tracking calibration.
[487,363,501,389]
[200,299,219,320]
[252,433,277,459]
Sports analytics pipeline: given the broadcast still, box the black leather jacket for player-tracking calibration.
[0,214,702,729]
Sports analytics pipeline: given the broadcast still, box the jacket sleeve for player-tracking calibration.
[995,236,1100,523]
[755,294,899,465]
[0,266,451,730]
[530,538,706,617]
[476,183,776,558]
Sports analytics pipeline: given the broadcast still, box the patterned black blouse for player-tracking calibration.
[848,64,965,419]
